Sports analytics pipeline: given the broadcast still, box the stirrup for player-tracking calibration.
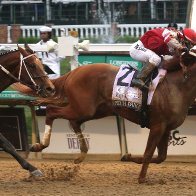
[132,79,148,90]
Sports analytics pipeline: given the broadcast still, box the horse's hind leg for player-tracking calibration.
[121,130,170,164]
[151,130,170,163]
[138,127,167,183]
[69,120,88,164]
[0,133,42,176]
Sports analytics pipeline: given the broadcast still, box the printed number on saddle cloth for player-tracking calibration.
[112,65,142,111]
[112,64,167,111]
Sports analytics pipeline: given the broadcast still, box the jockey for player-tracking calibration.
[179,28,196,48]
[168,22,178,30]
[129,27,196,90]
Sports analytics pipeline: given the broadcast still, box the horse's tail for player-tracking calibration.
[11,72,71,105]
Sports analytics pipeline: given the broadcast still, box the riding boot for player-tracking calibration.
[132,62,156,90]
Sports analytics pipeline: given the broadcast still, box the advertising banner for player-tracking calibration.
[37,116,121,155]
[78,55,143,70]
[125,116,196,155]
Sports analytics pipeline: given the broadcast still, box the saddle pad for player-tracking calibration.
[112,64,167,111]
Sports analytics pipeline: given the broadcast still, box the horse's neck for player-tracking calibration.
[161,55,180,72]
[183,67,196,105]
[166,66,196,107]
[0,51,20,92]
[0,51,20,67]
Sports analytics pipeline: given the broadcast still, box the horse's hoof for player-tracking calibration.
[121,154,131,162]
[29,144,38,152]
[74,152,86,164]
[74,158,82,164]
[29,143,43,152]
[31,169,43,177]
[138,177,147,184]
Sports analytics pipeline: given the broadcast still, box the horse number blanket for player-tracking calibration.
[112,64,167,111]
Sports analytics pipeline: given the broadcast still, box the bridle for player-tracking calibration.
[0,52,48,94]
[180,47,196,82]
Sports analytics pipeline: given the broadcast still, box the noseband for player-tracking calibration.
[19,53,48,93]
[0,53,47,94]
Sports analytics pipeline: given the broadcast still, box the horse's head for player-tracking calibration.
[17,44,55,97]
[180,46,196,80]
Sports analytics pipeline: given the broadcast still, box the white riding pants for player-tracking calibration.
[129,40,161,66]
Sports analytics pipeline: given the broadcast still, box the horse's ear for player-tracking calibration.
[24,43,34,54]
[17,44,23,52]
[17,44,22,50]
[17,44,28,56]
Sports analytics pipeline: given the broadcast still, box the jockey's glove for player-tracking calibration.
[180,47,189,53]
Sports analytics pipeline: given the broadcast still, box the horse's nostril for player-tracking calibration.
[46,87,55,95]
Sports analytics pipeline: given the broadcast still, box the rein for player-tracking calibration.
[0,53,45,93]
[0,64,22,83]
[180,49,196,81]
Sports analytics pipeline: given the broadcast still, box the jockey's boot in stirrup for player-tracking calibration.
[132,62,156,90]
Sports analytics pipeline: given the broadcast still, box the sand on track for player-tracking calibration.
[0,158,195,196]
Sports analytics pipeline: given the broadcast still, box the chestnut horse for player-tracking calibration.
[14,49,196,183]
[0,44,55,176]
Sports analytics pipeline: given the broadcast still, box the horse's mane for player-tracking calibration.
[11,72,70,105]
[0,49,18,57]
[161,55,181,72]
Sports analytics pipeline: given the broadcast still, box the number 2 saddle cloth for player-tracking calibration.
[112,64,167,111]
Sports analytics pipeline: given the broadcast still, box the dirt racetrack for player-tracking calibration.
[0,158,195,196]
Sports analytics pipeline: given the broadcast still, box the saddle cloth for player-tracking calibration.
[112,64,167,111]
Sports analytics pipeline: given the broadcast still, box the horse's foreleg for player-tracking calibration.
[0,133,42,176]
[30,124,52,152]
[30,105,59,152]
[69,120,88,164]
[30,104,84,152]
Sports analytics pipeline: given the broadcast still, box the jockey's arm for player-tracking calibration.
[167,38,182,50]
[167,38,188,54]
[163,29,188,53]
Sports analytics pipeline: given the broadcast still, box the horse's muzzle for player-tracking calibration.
[36,85,55,98]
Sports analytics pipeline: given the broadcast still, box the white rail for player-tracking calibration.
[20,23,186,39]
[0,43,131,53]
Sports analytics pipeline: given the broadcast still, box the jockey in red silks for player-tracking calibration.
[129,27,196,90]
